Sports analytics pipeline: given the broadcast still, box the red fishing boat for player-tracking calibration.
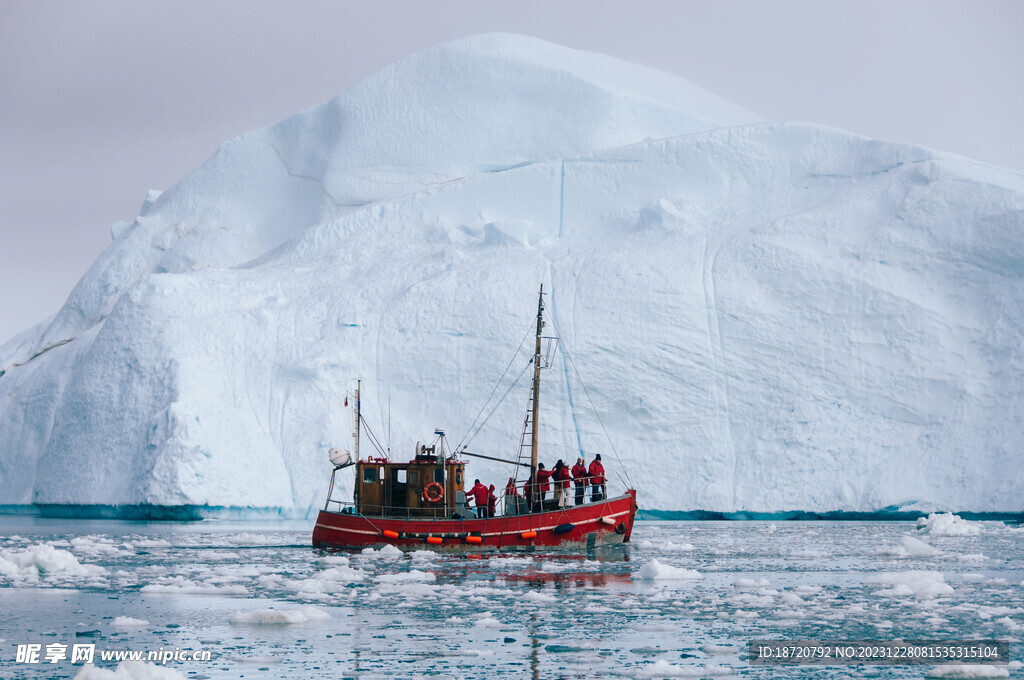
[312,286,638,552]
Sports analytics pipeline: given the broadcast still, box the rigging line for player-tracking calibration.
[454,320,535,452]
[463,360,531,449]
[363,426,386,458]
[547,315,633,488]
[360,416,388,458]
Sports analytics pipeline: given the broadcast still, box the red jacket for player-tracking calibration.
[468,482,489,506]
[553,465,571,489]
[571,463,589,486]
[588,460,605,485]
[536,468,553,492]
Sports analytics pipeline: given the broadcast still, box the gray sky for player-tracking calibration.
[2,0,1022,344]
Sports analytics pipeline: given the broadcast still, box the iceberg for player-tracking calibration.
[0,33,1022,516]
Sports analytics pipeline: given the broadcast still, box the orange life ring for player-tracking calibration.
[422,482,445,504]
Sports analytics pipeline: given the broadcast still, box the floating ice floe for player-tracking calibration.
[917,513,983,536]
[924,664,1009,678]
[634,560,703,581]
[864,571,954,598]
[0,544,106,578]
[358,545,404,559]
[111,616,150,628]
[520,590,558,604]
[71,536,134,557]
[873,535,940,558]
[283,564,366,593]
[993,616,1024,631]
[956,604,1024,619]
[203,551,242,561]
[780,592,808,606]
[634,539,696,552]
[225,532,290,546]
[139,576,248,595]
[74,660,188,679]
[373,569,436,583]
[487,556,534,569]
[473,614,501,626]
[637,660,735,677]
[229,605,331,625]
[734,577,771,589]
[728,592,775,607]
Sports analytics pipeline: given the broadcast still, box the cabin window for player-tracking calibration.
[362,467,377,484]
[408,470,418,485]
[379,466,384,482]
[396,469,407,484]
[455,469,463,485]
[434,468,444,484]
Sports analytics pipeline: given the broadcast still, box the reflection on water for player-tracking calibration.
[0,517,1022,679]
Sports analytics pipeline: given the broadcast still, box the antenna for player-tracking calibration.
[387,342,392,456]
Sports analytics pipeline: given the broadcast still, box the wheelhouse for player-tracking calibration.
[326,429,468,519]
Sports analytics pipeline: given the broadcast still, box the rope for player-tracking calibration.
[462,360,531,450]
[360,417,388,458]
[454,320,534,451]
[547,315,633,489]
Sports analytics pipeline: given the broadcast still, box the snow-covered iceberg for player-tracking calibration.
[1,33,1022,516]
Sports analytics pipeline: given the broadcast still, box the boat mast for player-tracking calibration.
[530,285,544,505]
[353,379,361,508]
[355,379,361,462]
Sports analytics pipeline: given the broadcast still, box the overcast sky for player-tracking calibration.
[2,0,1022,344]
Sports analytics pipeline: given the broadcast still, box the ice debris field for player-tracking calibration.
[1,33,1023,516]
[1,514,1023,679]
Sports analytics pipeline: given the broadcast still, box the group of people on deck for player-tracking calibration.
[466,454,607,518]
[533,454,607,509]
[465,479,497,518]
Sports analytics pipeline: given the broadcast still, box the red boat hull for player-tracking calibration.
[313,489,638,552]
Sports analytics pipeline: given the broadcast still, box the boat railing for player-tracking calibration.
[323,485,616,519]
[323,500,465,519]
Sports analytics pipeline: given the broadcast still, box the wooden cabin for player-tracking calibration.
[354,441,466,518]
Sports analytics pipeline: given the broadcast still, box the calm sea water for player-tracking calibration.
[0,518,1021,679]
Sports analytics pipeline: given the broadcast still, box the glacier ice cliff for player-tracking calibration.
[1,33,1022,515]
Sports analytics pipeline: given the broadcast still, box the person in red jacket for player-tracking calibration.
[468,479,489,518]
[522,473,535,512]
[571,456,589,506]
[552,460,572,508]
[504,477,522,516]
[535,463,553,510]
[588,454,606,502]
[487,484,497,518]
